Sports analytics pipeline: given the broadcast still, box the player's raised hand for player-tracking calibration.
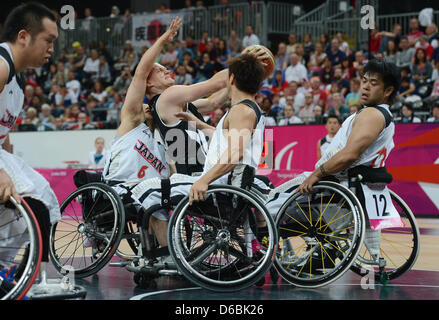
[163,17,182,42]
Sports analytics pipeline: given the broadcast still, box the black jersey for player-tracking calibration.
[150,94,209,175]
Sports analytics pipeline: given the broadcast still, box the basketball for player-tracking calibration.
[246,44,275,79]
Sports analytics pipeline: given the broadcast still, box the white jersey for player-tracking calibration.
[0,43,24,145]
[202,99,265,184]
[319,134,333,156]
[103,123,170,187]
[316,104,395,176]
[0,42,60,224]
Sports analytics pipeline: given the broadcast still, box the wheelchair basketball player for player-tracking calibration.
[265,59,401,265]
[0,3,61,293]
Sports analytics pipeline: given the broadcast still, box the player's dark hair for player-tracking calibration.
[363,59,401,104]
[402,103,414,112]
[228,54,265,95]
[1,2,56,43]
[326,114,341,124]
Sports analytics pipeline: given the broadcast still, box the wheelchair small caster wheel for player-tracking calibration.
[254,275,266,287]
[380,272,390,286]
[134,272,155,289]
[270,267,279,284]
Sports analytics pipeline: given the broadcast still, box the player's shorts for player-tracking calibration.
[0,149,60,224]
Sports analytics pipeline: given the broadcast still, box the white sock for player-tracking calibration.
[364,228,381,260]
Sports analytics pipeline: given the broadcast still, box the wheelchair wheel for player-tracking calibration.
[168,185,277,292]
[273,181,365,288]
[0,197,42,300]
[350,189,420,282]
[124,221,141,255]
[49,183,125,278]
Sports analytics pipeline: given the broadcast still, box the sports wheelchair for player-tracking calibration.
[49,169,278,292]
[271,166,420,288]
[0,197,42,300]
[0,197,86,300]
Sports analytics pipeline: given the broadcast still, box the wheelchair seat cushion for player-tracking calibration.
[347,165,393,184]
[73,170,103,187]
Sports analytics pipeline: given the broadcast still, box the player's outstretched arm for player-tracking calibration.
[189,104,257,204]
[191,87,229,115]
[298,108,386,194]
[319,108,385,173]
[158,68,229,124]
[159,46,269,123]
[118,17,182,135]
[174,111,216,139]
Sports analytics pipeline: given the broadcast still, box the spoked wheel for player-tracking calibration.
[350,189,420,283]
[0,197,42,300]
[168,185,277,292]
[124,221,141,255]
[274,181,365,288]
[49,183,125,278]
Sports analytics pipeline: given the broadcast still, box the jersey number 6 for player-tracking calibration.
[137,165,148,178]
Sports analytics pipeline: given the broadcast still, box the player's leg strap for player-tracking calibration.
[161,179,171,210]
[73,169,103,187]
[347,165,393,184]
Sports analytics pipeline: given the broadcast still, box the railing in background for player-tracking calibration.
[266,2,298,36]
[294,0,354,24]
[180,2,268,45]
[56,2,269,60]
[377,10,439,36]
[55,2,439,61]
[289,0,380,52]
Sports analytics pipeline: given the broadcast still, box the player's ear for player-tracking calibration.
[229,73,235,85]
[17,29,31,46]
[384,86,394,100]
[145,79,153,94]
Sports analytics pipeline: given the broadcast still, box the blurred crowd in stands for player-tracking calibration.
[7,2,439,132]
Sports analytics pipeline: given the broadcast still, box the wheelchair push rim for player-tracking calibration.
[0,197,42,300]
[49,183,125,278]
[168,185,277,292]
[274,181,366,288]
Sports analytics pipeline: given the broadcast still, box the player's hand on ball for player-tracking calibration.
[241,45,274,79]
[242,46,268,67]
